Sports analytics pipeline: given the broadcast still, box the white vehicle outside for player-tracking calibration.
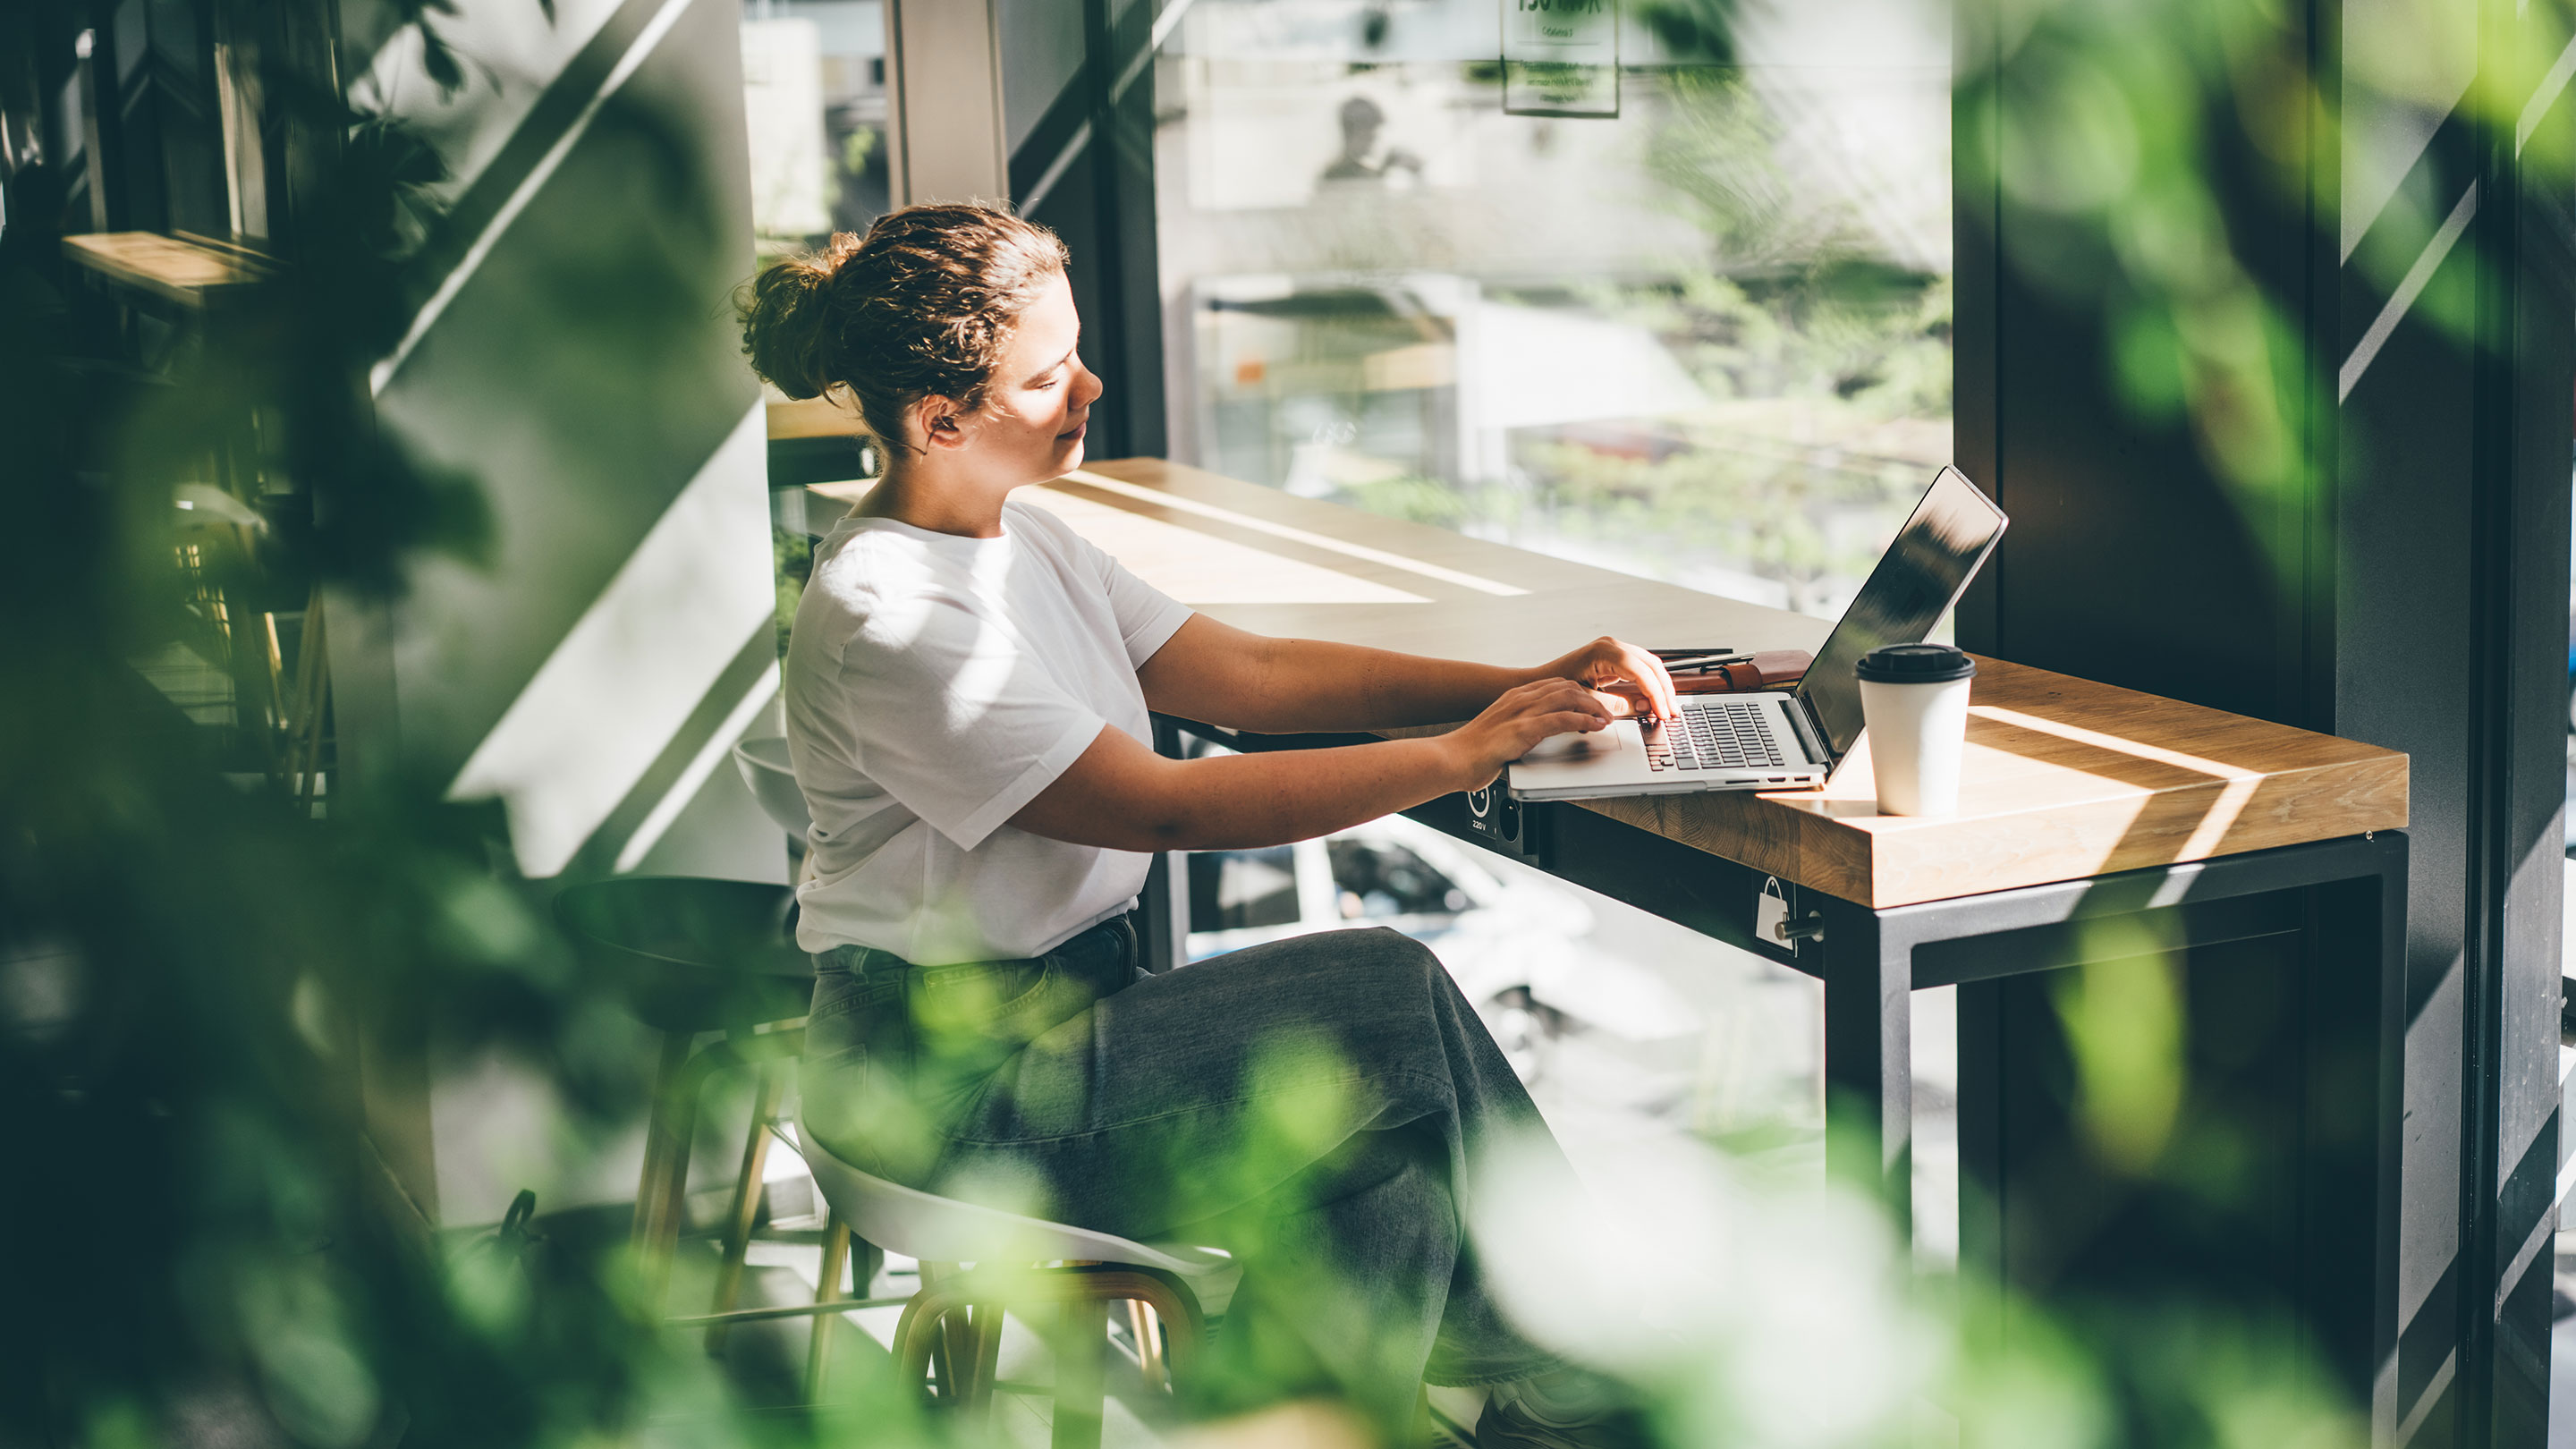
[1184,814,1701,1082]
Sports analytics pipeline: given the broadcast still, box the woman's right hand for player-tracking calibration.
[1442,678,1617,790]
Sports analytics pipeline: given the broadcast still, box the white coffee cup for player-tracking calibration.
[1856,644,1977,816]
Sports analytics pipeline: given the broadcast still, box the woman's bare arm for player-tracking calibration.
[1137,614,1678,733]
[1006,677,1616,851]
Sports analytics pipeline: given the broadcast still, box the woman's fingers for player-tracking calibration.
[1556,636,1678,720]
[1530,708,1614,741]
[1459,682,1610,774]
[1494,712,1615,763]
[1454,674,1646,784]
[1535,680,1597,716]
[1615,640,1680,719]
[1591,636,1675,718]
[1523,679,1611,724]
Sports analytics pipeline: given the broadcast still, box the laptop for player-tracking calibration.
[1507,465,2008,801]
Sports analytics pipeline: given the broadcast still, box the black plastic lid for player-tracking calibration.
[1855,642,1976,684]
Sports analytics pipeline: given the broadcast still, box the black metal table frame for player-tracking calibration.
[1148,717,2406,1398]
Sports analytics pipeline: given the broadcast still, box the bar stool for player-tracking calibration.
[553,876,824,1343]
[730,736,809,843]
[786,1105,1236,1442]
[728,737,1233,1424]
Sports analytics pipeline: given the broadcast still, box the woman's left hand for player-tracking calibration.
[1542,636,1679,722]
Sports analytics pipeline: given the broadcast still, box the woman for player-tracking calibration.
[743,203,1673,1445]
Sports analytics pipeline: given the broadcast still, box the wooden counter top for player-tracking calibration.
[819,457,2410,908]
[1577,656,2408,906]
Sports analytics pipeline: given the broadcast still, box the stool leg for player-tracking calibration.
[643,1038,767,1312]
[894,1273,978,1394]
[940,1279,979,1399]
[625,1031,802,1327]
[1088,1270,1202,1377]
[969,1304,1004,1411]
[919,1263,960,1396]
[1125,1300,1165,1393]
[703,1064,784,1354]
[803,1212,851,1402]
[1051,1300,1107,1449]
[630,1031,691,1309]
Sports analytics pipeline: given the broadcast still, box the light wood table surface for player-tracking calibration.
[818,457,2409,909]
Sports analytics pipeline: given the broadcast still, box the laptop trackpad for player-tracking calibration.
[1519,725,1629,765]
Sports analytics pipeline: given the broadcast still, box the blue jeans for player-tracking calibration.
[802,919,1566,1422]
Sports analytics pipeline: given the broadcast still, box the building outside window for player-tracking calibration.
[741,0,890,262]
[1151,0,1952,621]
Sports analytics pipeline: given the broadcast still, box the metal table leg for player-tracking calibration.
[1821,901,1912,1241]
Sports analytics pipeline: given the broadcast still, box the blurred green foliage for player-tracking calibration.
[2055,926,2189,1175]
[1947,0,2573,589]
[0,0,2426,1444]
[1957,0,2317,578]
[773,525,815,659]
[1336,475,1483,530]
[0,4,872,1445]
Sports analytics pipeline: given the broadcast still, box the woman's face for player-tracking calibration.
[946,268,1101,482]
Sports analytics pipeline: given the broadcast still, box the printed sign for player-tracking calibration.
[1503,0,1619,118]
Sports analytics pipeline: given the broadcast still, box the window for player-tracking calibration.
[1327,838,1468,919]
[1151,0,1952,619]
[741,1,891,259]
[1189,845,1303,930]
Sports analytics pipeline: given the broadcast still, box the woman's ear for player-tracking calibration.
[911,395,969,451]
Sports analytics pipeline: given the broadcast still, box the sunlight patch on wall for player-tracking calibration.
[448,403,772,876]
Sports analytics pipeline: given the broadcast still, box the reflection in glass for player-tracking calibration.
[1189,845,1302,929]
[1328,837,1469,919]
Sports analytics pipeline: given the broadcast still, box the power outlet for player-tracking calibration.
[1463,784,1543,860]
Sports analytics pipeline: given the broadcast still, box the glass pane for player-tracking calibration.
[1152,0,1952,619]
[1189,845,1304,929]
[741,1,891,258]
[1327,838,1465,919]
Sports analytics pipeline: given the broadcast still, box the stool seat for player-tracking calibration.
[791,1111,1233,1287]
[733,736,811,836]
[555,876,812,1034]
[789,1106,1233,1439]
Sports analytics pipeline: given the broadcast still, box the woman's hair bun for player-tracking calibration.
[736,205,1069,454]
[740,232,864,402]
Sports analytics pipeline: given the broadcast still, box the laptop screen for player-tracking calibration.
[1793,466,2009,762]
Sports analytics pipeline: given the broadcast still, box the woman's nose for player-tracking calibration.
[1075,362,1105,408]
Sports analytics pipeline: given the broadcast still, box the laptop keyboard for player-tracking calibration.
[1644,699,1787,773]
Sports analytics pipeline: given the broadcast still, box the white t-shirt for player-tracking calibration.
[784,497,1194,963]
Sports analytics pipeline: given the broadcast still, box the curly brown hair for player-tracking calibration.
[737,202,1071,456]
